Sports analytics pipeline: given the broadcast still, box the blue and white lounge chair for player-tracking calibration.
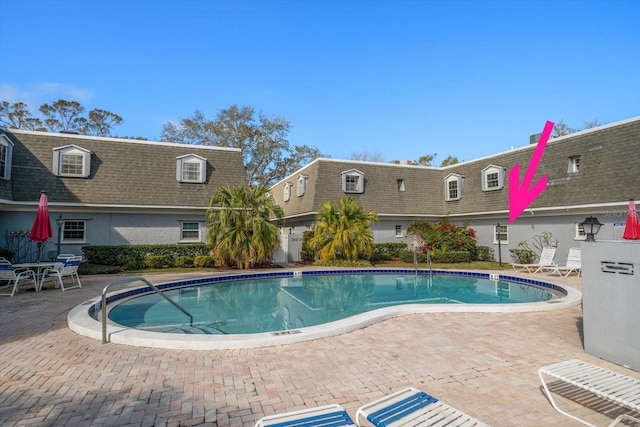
[512,247,557,273]
[0,260,37,297]
[255,404,355,426]
[355,387,488,427]
[40,255,82,291]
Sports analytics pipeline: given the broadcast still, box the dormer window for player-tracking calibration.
[568,155,580,173]
[176,154,206,183]
[297,175,307,197]
[397,179,405,191]
[283,182,292,202]
[444,173,463,201]
[341,169,365,193]
[0,134,13,180]
[53,145,91,177]
[481,165,505,191]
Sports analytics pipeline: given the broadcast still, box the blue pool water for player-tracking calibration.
[107,272,562,335]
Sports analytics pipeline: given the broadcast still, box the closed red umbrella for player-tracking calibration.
[29,191,53,260]
[623,199,640,240]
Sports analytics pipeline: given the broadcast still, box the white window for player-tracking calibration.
[395,225,403,237]
[297,175,307,197]
[444,173,463,201]
[62,220,86,243]
[176,154,207,183]
[0,134,13,180]
[575,222,586,240]
[568,156,580,173]
[341,169,365,193]
[397,179,405,191]
[493,224,508,244]
[481,165,505,191]
[53,145,91,177]
[180,221,201,241]
[283,182,292,202]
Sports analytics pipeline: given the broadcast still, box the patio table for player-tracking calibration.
[13,262,58,292]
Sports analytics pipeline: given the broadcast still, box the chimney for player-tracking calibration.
[530,133,541,145]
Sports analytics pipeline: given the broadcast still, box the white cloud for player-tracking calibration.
[0,82,94,108]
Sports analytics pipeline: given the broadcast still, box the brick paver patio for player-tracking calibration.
[1,270,638,426]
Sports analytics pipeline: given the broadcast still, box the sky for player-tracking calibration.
[1,0,639,164]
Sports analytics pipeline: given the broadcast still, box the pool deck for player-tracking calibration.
[1,269,638,426]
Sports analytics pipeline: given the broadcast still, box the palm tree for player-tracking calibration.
[309,196,378,262]
[207,184,283,269]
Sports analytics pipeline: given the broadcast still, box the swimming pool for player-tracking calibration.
[68,269,582,350]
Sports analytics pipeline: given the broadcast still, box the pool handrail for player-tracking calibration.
[101,276,194,344]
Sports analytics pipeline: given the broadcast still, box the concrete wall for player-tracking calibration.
[582,240,640,371]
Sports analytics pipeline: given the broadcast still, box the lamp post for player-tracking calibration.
[496,222,502,267]
[56,215,64,256]
[580,216,603,242]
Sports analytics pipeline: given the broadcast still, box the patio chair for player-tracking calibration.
[0,260,37,297]
[255,404,355,426]
[540,247,581,277]
[355,387,488,426]
[40,255,83,291]
[512,247,557,273]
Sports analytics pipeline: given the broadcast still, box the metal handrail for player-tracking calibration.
[101,276,194,344]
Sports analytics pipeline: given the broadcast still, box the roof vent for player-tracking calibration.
[60,130,80,135]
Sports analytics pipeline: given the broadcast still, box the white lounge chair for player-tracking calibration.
[540,247,581,277]
[0,260,37,297]
[355,387,488,426]
[512,247,556,273]
[539,359,640,427]
[40,255,83,291]
[255,404,355,426]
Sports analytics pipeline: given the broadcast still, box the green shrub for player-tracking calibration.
[194,255,216,268]
[144,255,167,269]
[398,249,429,263]
[431,250,471,263]
[300,230,315,262]
[82,244,209,266]
[0,247,14,261]
[313,259,373,267]
[174,256,194,268]
[476,246,494,261]
[373,242,407,260]
[510,248,536,264]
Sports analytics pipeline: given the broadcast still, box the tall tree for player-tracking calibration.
[161,105,324,186]
[351,149,384,162]
[1,99,123,136]
[207,184,284,269]
[0,101,45,130]
[308,196,378,262]
[440,155,459,166]
[552,118,601,137]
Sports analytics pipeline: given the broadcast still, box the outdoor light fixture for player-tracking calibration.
[580,216,603,242]
[56,215,64,256]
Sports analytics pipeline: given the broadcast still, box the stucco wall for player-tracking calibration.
[582,240,640,371]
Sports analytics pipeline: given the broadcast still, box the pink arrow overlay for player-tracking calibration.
[508,120,554,223]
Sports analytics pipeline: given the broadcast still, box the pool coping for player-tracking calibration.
[67,268,582,350]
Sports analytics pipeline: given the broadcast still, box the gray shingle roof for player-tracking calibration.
[2,129,246,208]
[274,117,640,219]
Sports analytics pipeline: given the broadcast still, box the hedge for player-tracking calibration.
[82,244,211,269]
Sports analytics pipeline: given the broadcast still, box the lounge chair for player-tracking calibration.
[40,255,83,291]
[255,404,355,426]
[0,260,37,297]
[512,247,556,273]
[355,387,488,426]
[540,247,581,277]
[539,359,640,426]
